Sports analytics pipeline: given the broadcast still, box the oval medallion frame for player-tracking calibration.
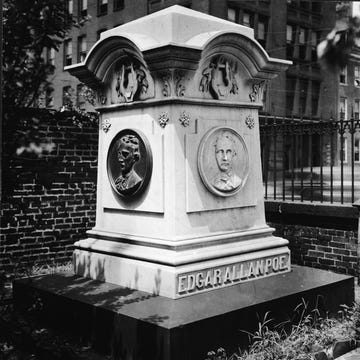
[107,128,153,199]
[197,126,249,197]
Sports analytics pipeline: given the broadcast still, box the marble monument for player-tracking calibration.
[66,5,292,299]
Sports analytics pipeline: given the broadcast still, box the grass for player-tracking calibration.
[1,264,359,360]
[233,299,360,360]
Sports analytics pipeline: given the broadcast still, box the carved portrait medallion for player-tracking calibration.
[198,127,249,197]
[107,129,152,198]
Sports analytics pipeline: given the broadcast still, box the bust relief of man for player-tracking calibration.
[114,134,142,194]
[212,132,242,192]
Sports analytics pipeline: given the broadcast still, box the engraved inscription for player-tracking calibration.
[177,254,290,295]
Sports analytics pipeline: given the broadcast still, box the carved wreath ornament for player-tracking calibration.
[101,119,111,133]
[245,115,255,129]
[114,60,149,103]
[200,56,239,99]
[179,111,190,127]
[158,112,169,128]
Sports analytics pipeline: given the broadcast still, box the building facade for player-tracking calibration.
[45,0,359,122]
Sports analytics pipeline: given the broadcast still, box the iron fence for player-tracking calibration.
[260,116,360,204]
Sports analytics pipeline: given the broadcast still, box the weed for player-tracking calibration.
[228,299,360,360]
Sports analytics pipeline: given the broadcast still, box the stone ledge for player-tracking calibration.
[265,200,358,219]
[13,266,354,360]
[313,340,360,360]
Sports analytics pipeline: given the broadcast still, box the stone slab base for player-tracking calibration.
[73,246,291,298]
[13,266,354,360]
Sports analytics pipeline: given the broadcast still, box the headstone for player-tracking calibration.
[66,5,292,299]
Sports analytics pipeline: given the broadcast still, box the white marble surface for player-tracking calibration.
[68,5,292,298]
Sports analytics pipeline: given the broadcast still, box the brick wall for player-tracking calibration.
[1,110,98,276]
[269,223,358,276]
[266,202,359,278]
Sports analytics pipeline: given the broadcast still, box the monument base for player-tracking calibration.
[73,243,290,299]
[73,229,291,299]
[13,266,353,360]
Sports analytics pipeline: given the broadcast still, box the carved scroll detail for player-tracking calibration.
[160,70,186,97]
[249,81,265,102]
[161,71,172,97]
[175,70,186,97]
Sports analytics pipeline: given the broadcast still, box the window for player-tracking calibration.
[45,88,54,108]
[64,39,72,66]
[354,99,360,119]
[98,0,108,16]
[62,86,73,107]
[299,27,306,44]
[353,2,360,17]
[286,25,294,43]
[67,0,73,14]
[312,2,321,12]
[77,84,86,109]
[286,76,296,114]
[79,0,87,16]
[299,78,308,114]
[286,25,295,59]
[257,17,267,48]
[311,81,320,116]
[258,21,265,40]
[242,12,253,28]
[340,137,348,163]
[339,66,347,84]
[261,82,267,110]
[298,27,307,59]
[355,137,360,163]
[339,97,347,119]
[310,31,319,62]
[227,7,236,22]
[78,36,87,62]
[355,66,360,87]
[300,1,309,10]
[114,0,124,11]
[47,48,55,66]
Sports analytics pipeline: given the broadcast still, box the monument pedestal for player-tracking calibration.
[13,266,354,360]
[65,5,293,299]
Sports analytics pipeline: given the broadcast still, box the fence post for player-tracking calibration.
[352,199,360,285]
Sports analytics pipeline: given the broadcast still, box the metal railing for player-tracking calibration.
[260,116,360,204]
